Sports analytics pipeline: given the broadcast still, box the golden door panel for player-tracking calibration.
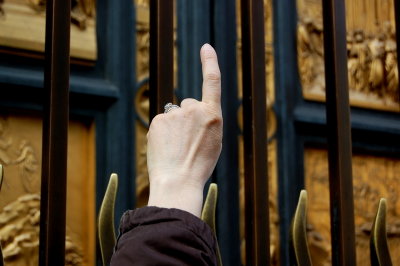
[0,0,97,61]
[297,0,400,112]
[0,114,95,266]
[305,148,400,266]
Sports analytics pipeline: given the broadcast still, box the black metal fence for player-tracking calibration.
[38,0,399,265]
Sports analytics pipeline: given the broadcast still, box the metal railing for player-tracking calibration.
[38,0,399,265]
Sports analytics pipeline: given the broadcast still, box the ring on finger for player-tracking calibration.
[164,103,180,113]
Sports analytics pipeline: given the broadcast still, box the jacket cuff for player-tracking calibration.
[118,206,216,250]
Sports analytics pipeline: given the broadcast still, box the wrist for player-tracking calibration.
[148,179,204,217]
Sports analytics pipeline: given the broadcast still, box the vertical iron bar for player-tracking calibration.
[39,0,70,264]
[212,0,242,264]
[394,0,400,104]
[322,0,356,265]
[149,0,174,120]
[241,0,270,265]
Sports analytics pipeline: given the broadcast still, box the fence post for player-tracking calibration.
[149,0,174,120]
[39,0,71,264]
[240,0,270,264]
[322,0,356,265]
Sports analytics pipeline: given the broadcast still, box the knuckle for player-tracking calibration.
[181,98,198,107]
[149,114,164,129]
[205,71,221,82]
[181,98,190,106]
[204,111,222,127]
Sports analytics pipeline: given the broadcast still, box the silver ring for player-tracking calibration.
[164,103,180,113]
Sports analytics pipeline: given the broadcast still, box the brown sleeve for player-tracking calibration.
[110,206,217,266]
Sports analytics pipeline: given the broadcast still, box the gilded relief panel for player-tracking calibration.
[0,114,95,265]
[0,0,97,60]
[305,148,400,265]
[297,0,400,112]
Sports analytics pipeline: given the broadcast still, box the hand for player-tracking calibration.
[147,44,222,217]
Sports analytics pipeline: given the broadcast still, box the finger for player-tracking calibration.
[200,44,221,107]
[180,98,199,108]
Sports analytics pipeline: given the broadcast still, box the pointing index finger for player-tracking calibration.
[200,44,221,107]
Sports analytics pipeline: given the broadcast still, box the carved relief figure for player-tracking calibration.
[0,117,39,193]
[0,117,12,165]
[347,30,370,92]
[386,47,398,102]
[0,0,4,17]
[0,194,83,265]
[368,35,386,95]
[297,17,325,92]
[27,0,45,12]
[25,0,95,30]
[383,23,399,103]
[135,0,149,8]
[136,18,150,80]
[14,140,38,192]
